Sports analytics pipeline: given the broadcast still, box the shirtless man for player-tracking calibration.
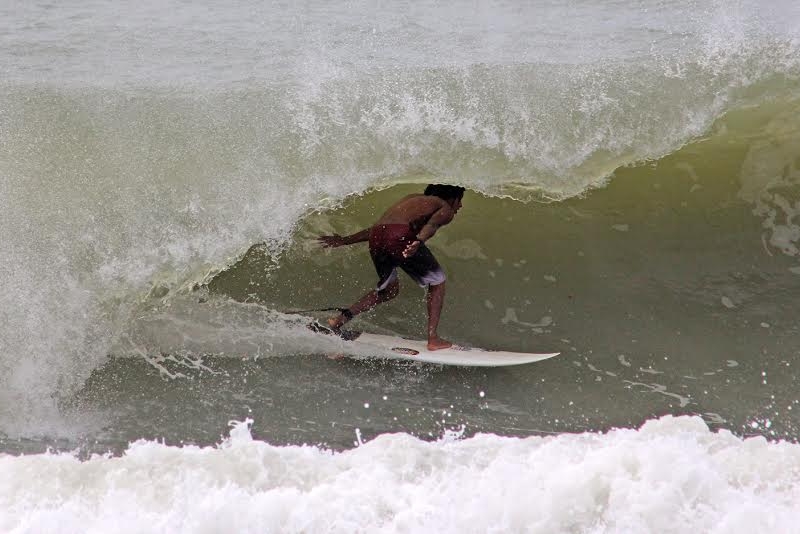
[317,184,465,350]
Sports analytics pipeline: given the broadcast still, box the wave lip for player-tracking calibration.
[2,415,799,533]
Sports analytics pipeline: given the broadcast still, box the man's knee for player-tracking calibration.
[426,280,445,293]
[379,279,400,300]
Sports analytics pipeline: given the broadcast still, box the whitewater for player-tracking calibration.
[3,416,800,533]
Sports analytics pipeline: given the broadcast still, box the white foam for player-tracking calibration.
[2,416,800,533]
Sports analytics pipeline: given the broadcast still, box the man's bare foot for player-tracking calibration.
[308,320,336,336]
[427,336,452,351]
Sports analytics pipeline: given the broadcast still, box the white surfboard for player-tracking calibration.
[337,331,559,367]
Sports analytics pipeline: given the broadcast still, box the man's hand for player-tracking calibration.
[403,240,421,258]
[317,228,371,248]
[318,234,347,248]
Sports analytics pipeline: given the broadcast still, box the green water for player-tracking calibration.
[197,100,800,446]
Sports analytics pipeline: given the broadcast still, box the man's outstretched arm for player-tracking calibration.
[318,227,371,248]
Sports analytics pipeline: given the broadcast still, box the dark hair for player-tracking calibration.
[424,184,465,200]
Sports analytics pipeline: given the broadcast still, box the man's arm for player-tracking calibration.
[402,205,454,258]
[415,205,454,242]
[318,227,371,248]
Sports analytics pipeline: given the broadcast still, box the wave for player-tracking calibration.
[1,24,799,437]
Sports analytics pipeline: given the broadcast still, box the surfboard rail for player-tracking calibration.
[342,331,559,367]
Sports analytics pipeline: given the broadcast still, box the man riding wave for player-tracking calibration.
[317,184,465,351]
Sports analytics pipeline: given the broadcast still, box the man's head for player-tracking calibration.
[424,184,465,213]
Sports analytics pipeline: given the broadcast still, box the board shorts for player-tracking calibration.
[369,224,446,291]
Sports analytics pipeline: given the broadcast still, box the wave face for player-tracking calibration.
[1,0,800,446]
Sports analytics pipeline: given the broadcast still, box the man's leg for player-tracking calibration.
[426,282,452,350]
[328,278,400,330]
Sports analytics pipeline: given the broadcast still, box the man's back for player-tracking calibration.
[376,194,453,232]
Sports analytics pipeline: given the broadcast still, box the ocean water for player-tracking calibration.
[2,0,800,531]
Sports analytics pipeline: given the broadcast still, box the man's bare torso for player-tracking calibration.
[375,194,453,233]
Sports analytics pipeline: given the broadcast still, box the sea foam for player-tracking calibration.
[2,415,799,533]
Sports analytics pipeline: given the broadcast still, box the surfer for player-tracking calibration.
[317,184,465,351]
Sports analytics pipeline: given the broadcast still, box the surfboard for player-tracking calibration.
[318,327,559,367]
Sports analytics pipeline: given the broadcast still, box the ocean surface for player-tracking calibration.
[2,0,800,531]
